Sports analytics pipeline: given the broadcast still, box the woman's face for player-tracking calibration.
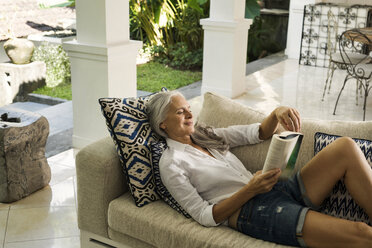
[160,94,194,140]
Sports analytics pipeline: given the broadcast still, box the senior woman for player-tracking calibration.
[146,91,372,248]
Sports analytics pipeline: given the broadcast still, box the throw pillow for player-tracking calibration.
[150,140,191,218]
[98,88,167,207]
[314,132,371,225]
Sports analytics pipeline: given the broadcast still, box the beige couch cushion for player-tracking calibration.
[197,92,270,172]
[197,92,372,172]
[108,193,287,248]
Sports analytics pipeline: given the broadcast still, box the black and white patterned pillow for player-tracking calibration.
[98,88,168,207]
[150,140,191,218]
[314,132,371,225]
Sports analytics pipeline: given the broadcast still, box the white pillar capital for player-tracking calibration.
[200,18,252,32]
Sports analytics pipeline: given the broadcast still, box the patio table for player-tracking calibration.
[343,27,372,49]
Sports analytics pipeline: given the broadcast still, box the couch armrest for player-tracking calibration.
[76,136,128,238]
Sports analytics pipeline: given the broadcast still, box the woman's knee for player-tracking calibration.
[334,136,355,149]
[354,221,371,233]
[333,137,359,158]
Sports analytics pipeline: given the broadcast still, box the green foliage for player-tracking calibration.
[130,0,262,68]
[174,5,204,50]
[247,14,287,62]
[151,42,203,70]
[137,61,202,92]
[130,0,207,69]
[129,0,178,46]
[245,0,261,19]
[130,0,209,47]
[31,42,71,87]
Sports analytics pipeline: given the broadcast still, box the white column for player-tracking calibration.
[63,0,141,149]
[200,0,252,98]
[285,0,316,59]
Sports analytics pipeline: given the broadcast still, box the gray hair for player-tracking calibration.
[146,91,182,138]
[146,91,229,154]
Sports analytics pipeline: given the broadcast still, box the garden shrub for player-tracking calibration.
[151,42,203,70]
[174,6,204,50]
[31,42,71,87]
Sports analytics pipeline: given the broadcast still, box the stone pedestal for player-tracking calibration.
[0,108,50,203]
[0,61,46,107]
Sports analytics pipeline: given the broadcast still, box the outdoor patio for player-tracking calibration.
[1,0,372,246]
[0,56,371,248]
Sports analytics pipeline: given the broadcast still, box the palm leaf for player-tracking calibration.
[197,0,208,4]
[245,0,260,19]
[187,0,203,14]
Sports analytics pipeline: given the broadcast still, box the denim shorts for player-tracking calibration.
[237,172,317,247]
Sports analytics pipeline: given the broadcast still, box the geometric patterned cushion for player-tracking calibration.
[314,132,371,226]
[98,89,168,207]
[150,140,191,218]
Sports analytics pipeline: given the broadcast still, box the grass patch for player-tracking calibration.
[33,83,72,100]
[137,61,202,92]
[32,61,202,99]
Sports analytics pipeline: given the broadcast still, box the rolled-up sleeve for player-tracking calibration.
[214,123,263,147]
[159,155,219,227]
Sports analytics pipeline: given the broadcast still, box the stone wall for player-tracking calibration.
[0,61,46,107]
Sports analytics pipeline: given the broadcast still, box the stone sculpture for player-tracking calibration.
[0,108,50,203]
[3,38,35,65]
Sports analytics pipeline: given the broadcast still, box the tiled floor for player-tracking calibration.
[1,58,371,248]
[191,59,372,121]
[0,149,80,248]
[236,59,372,121]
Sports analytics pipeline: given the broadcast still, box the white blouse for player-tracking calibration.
[159,123,263,227]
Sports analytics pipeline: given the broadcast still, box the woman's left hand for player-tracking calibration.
[275,106,301,132]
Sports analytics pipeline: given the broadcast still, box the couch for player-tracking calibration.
[75,92,372,248]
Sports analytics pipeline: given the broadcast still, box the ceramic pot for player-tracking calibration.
[4,38,35,64]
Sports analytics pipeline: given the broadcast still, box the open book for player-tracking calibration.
[262,131,303,180]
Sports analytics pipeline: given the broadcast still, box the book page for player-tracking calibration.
[262,135,298,172]
[262,131,303,180]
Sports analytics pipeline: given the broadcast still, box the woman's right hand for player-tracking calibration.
[213,168,280,225]
[245,169,281,196]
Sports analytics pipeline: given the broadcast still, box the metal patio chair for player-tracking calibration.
[322,10,367,102]
[333,28,372,121]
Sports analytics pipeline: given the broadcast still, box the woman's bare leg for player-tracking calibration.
[302,210,372,248]
[300,137,372,218]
